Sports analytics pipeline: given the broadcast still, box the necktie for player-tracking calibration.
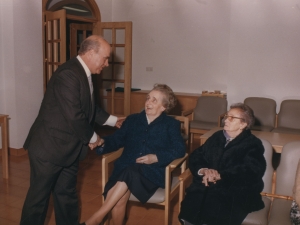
[87,75,93,96]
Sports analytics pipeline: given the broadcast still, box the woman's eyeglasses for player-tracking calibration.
[224,114,244,122]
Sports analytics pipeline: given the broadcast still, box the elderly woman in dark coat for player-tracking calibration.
[82,84,186,225]
[179,103,266,225]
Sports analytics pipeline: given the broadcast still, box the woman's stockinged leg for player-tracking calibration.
[111,189,131,225]
[85,181,129,225]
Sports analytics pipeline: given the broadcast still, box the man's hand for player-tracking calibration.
[89,135,104,150]
[115,117,126,128]
[136,154,158,164]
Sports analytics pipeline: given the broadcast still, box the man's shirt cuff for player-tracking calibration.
[104,115,117,127]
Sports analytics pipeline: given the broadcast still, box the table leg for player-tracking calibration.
[1,116,8,179]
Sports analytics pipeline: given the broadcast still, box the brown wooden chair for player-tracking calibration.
[102,150,188,225]
[182,96,227,144]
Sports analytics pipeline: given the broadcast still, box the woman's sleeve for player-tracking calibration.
[155,120,186,167]
[100,117,130,154]
[189,143,210,178]
[220,140,266,185]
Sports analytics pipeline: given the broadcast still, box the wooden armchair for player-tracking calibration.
[102,149,189,225]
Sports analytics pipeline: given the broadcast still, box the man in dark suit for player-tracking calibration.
[20,35,124,225]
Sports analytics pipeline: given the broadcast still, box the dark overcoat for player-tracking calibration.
[100,110,186,188]
[179,129,266,225]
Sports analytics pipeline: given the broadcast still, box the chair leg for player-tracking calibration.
[165,203,170,225]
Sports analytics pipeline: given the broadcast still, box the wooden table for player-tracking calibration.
[200,127,300,153]
[0,114,9,179]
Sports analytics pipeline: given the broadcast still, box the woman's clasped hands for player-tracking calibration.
[201,168,221,186]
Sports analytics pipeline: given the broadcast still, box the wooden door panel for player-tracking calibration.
[44,9,66,89]
[95,22,132,116]
[69,23,93,58]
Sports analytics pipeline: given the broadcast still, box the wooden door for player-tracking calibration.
[44,9,67,90]
[69,23,93,58]
[96,22,132,116]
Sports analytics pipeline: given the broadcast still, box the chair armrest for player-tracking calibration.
[178,168,192,181]
[165,153,188,202]
[102,148,123,164]
[182,109,194,117]
[218,112,227,127]
[169,153,188,169]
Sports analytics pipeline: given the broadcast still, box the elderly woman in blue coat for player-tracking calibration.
[82,84,186,225]
[179,103,266,225]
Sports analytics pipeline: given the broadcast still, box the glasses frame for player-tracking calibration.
[224,114,245,122]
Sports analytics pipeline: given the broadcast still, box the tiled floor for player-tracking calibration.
[0,128,197,225]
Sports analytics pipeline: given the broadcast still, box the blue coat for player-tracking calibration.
[100,110,186,188]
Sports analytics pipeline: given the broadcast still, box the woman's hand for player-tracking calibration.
[136,154,158,164]
[201,168,221,186]
[115,117,126,128]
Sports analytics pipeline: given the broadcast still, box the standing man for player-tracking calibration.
[20,35,124,225]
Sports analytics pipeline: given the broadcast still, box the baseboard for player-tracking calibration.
[0,147,28,156]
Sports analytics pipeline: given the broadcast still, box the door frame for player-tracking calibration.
[42,0,102,91]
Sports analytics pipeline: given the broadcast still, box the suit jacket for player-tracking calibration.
[24,57,110,167]
[99,111,186,188]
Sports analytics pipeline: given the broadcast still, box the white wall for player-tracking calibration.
[227,0,300,110]
[1,0,300,148]
[0,0,43,148]
[110,0,230,94]
[108,0,300,111]
[95,0,112,21]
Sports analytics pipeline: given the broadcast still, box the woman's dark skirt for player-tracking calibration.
[103,164,159,204]
[179,188,248,225]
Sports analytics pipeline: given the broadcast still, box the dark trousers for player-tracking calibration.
[20,150,79,225]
